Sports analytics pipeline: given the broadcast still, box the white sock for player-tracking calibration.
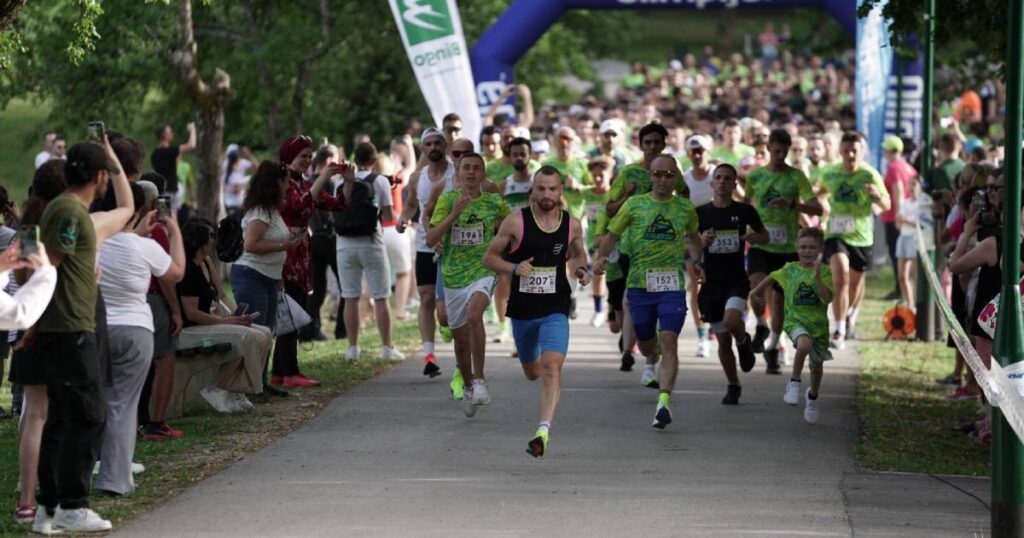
[767,330,780,350]
[835,323,846,338]
[348,345,360,355]
[538,422,551,434]
[422,341,435,355]
[644,363,656,373]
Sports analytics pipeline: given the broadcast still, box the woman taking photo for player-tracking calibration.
[179,219,272,410]
[273,136,345,389]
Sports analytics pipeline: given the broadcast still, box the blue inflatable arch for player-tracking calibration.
[471,0,857,116]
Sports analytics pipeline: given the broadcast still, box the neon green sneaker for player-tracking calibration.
[440,326,453,343]
[485,303,497,324]
[652,392,672,430]
[450,369,464,400]
[527,428,549,458]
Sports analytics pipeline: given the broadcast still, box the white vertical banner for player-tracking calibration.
[389,0,481,146]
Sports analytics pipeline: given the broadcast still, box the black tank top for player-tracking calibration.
[507,207,572,319]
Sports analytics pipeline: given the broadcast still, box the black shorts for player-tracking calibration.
[9,338,46,385]
[607,277,626,312]
[415,251,438,287]
[698,278,750,324]
[948,274,967,348]
[747,248,798,276]
[824,238,872,272]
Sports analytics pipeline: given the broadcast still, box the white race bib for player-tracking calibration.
[451,224,484,246]
[829,215,855,234]
[767,224,788,245]
[519,266,557,294]
[646,269,680,292]
[709,229,740,254]
[585,204,602,222]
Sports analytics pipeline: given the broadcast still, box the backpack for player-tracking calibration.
[333,174,380,237]
[216,213,244,262]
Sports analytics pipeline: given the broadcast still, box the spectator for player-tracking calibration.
[178,219,273,411]
[926,132,965,194]
[150,122,197,209]
[881,135,917,299]
[305,143,346,341]
[95,182,184,495]
[223,144,255,215]
[894,174,926,312]
[271,136,344,389]
[336,142,404,361]
[230,161,302,397]
[34,133,57,170]
[376,152,413,321]
[0,240,55,330]
[31,139,134,534]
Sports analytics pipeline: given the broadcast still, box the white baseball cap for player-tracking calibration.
[599,119,624,138]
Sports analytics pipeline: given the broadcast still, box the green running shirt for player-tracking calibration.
[607,194,698,290]
[745,166,815,254]
[430,190,510,288]
[770,262,834,344]
[819,163,888,247]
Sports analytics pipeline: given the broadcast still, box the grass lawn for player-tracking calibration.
[854,266,990,477]
[0,317,421,536]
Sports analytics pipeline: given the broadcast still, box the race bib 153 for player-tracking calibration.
[709,230,740,254]
[767,224,788,244]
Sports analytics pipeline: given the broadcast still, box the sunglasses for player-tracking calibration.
[651,170,675,178]
[451,150,467,159]
[560,135,573,142]
[603,132,618,138]
[987,184,1004,192]
[690,148,706,154]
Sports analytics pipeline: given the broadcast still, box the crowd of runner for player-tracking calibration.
[0,44,1012,533]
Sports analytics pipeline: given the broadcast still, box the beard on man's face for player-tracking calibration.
[536,198,558,211]
[428,150,444,162]
[512,161,527,172]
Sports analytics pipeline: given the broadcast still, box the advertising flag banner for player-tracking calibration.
[856,0,894,170]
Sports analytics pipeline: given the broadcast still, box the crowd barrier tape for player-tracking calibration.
[916,224,1024,442]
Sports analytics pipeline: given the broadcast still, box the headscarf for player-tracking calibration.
[278,136,313,166]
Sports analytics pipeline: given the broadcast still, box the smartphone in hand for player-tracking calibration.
[86,121,106,143]
[18,225,39,260]
[233,302,249,316]
[156,195,172,221]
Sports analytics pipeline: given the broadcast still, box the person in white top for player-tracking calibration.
[0,239,56,331]
[222,145,255,214]
[34,133,57,170]
[895,176,928,313]
[683,134,716,358]
[95,183,184,496]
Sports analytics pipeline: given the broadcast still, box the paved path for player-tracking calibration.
[116,303,988,537]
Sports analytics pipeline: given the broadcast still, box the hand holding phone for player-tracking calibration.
[86,121,106,143]
[156,195,172,222]
[233,302,249,316]
[18,225,39,261]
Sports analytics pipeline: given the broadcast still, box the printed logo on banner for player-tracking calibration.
[399,0,454,45]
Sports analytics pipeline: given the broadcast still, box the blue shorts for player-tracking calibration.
[511,313,570,364]
[626,288,687,341]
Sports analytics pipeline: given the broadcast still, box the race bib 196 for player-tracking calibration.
[829,215,855,234]
[709,229,740,254]
[767,224,788,245]
[451,224,484,246]
[646,269,680,292]
[519,266,557,294]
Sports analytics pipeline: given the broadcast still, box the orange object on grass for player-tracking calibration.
[883,306,916,339]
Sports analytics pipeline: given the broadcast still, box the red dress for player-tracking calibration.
[281,170,343,292]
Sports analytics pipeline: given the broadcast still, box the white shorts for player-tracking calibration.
[444,277,496,330]
[338,243,391,300]
[709,297,748,334]
[382,225,412,274]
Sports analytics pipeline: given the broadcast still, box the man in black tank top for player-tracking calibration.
[485,167,590,457]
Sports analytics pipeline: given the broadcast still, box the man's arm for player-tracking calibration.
[90,136,135,242]
[569,217,592,286]
[179,122,197,154]
[483,213,522,275]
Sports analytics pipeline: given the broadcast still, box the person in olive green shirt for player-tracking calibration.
[925,132,965,194]
[542,126,593,222]
[595,154,703,430]
[709,118,755,167]
[427,153,510,417]
[33,139,135,532]
[819,132,890,349]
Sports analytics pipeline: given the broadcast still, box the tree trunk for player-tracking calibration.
[172,0,234,224]
[0,0,27,32]
[291,0,331,136]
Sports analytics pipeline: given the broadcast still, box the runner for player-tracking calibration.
[426,153,510,417]
[750,227,835,424]
[484,166,590,457]
[492,137,535,345]
[584,156,614,328]
[397,128,454,379]
[710,118,755,167]
[819,132,889,349]
[743,129,823,373]
[696,164,767,404]
[486,126,540,183]
[595,154,703,429]
[682,134,717,359]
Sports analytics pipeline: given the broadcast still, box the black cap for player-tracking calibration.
[65,142,119,186]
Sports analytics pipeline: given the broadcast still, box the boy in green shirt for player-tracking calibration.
[750,228,835,424]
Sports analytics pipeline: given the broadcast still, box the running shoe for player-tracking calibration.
[450,369,464,400]
[494,320,511,343]
[652,401,672,429]
[620,351,635,372]
[472,379,492,405]
[803,389,819,424]
[845,318,858,340]
[462,386,476,417]
[423,354,441,378]
[15,504,35,524]
[935,374,962,387]
[751,325,770,353]
[381,347,406,361]
[53,507,112,533]
[641,368,660,389]
[722,384,742,405]
[764,348,781,375]
[947,387,981,401]
[783,380,801,405]
[590,310,607,328]
[526,429,549,458]
[439,326,454,343]
[31,507,56,535]
[485,303,497,324]
[829,332,845,350]
[345,346,361,362]
[696,339,710,358]
[736,333,756,373]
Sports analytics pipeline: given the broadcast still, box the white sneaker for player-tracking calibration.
[641,368,659,388]
[345,346,360,362]
[32,506,59,535]
[381,347,406,361]
[200,386,235,413]
[406,298,420,312]
[696,339,711,358]
[92,461,146,476]
[590,310,607,328]
[462,387,477,417]
[804,389,819,424]
[53,507,111,533]
[783,380,801,405]
[472,379,491,405]
[829,332,845,350]
[231,393,254,411]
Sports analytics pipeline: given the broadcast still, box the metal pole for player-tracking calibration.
[992,0,1024,534]
[917,0,935,341]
